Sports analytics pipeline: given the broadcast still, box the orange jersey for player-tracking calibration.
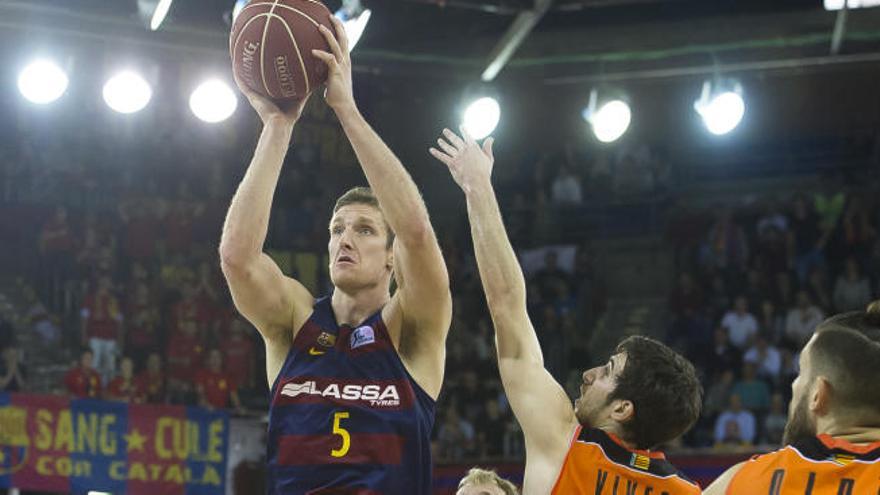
[552,426,700,494]
[728,434,880,494]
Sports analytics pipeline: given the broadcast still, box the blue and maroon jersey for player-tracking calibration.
[267,296,435,494]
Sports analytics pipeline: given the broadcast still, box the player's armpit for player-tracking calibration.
[221,252,314,342]
[703,462,745,495]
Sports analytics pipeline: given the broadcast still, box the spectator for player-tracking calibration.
[0,346,26,392]
[437,407,476,461]
[125,282,161,367]
[788,195,828,283]
[732,363,771,414]
[714,394,756,446]
[703,210,749,270]
[166,320,204,403]
[704,369,736,419]
[550,164,582,205]
[105,357,138,402]
[195,349,243,412]
[833,258,873,312]
[772,271,795,310]
[474,399,507,458]
[64,349,102,399]
[743,334,781,383]
[704,328,741,380]
[134,352,166,404]
[784,291,825,348]
[80,275,124,383]
[757,300,785,344]
[836,196,876,261]
[219,318,256,391]
[720,296,759,350]
[762,393,788,445]
[532,251,570,302]
[669,272,704,318]
[806,266,832,312]
[456,467,518,495]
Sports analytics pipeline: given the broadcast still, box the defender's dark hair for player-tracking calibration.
[808,300,880,418]
[333,187,395,249]
[608,336,703,449]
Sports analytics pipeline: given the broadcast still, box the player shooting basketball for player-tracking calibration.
[221,15,451,494]
[706,301,880,494]
[430,129,702,494]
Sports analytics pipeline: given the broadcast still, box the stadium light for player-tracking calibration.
[462,97,501,140]
[103,71,152,114]
[150,0,174,31]
[190,79,238,123]
[18,59,69,104]
[583,89,631,143]
[335,0,372,51]
[694,80,745,136]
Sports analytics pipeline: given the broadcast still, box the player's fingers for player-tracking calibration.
[329,16,350,55]
[437,138,457,156]
[311,50,339,71]
[429,147,454,166]
[319,24,344,63]
[442,128,465,150]
[483,137,495,161]
[459,125,477,146]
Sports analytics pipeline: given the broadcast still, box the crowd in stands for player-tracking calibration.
[2,99,878,462]
[667,187,880,449]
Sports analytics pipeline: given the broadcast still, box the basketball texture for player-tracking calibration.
[230,0,335,100]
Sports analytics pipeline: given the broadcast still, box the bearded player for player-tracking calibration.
[220,17,451,494]
[430,129,702,494]
[706,301,880,495]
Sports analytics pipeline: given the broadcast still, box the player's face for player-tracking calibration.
[456,484,506,495]
[328,204,392,291]
[574,352,627,426]
[783,337,818,445]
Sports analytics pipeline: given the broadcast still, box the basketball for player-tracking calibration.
[230,0,335,101]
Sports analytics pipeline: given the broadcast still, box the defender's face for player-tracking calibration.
[328,204,392,291]
[574,352,627,426]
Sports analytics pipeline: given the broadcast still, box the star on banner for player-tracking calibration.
[125,429,148,453]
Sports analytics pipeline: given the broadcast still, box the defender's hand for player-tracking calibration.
[312,16,355,113]
[429,127,495,194]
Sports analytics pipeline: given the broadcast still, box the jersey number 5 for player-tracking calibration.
[331,411,351,458]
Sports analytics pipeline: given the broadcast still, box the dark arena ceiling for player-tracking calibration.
[3,0,880,83]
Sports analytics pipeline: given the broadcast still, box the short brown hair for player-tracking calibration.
[458,468,518,495]
[333,187,394,249]
[608,336,702,449]
[809,300,880,419]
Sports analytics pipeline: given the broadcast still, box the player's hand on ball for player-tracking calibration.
[429,127,495,194]
[312,16,355,112]
[233,71,310,128]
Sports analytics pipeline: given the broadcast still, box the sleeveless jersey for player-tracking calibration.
[728,434,880,495]
[552,426,700,494]
[266,296,435,494]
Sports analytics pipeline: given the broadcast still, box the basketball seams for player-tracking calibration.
[232,13,271,93]
[257,0,281,98]
[237,2,325,28]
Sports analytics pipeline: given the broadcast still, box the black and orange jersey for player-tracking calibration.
[728,434,880,494]
[552,426,700,494]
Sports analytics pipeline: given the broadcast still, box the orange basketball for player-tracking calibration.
[230,0,336,101]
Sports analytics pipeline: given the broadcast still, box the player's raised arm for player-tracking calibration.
[219,80,315,380]
[430,129,577,459]
[313,17,451,398]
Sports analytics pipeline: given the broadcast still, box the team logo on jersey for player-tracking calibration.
[317,332,336,348]
[280,380,401,407]
[830,453,856,466]
[350,325,375,349]
[630,453,650,471]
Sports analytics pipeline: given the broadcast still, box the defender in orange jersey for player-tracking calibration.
[706,301,880,495]
[431,129,703,495]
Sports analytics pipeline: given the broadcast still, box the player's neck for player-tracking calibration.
[331,286,389,327]
[821,426,880,445]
